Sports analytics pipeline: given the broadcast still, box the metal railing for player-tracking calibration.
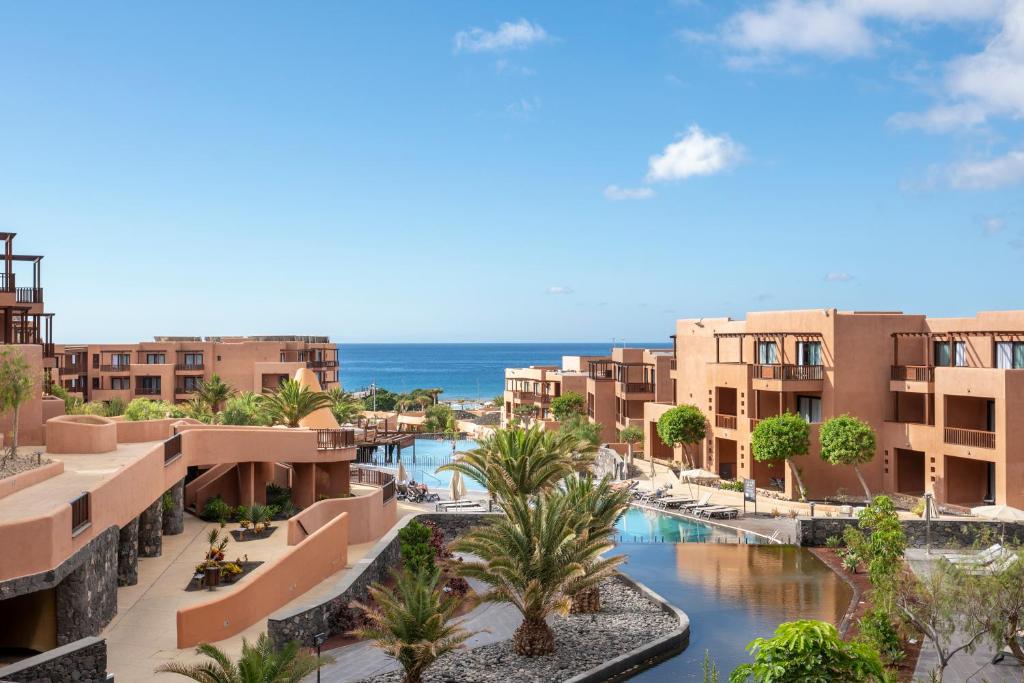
[70,492,91,535]
[749,418,762,431]
[943,427,995,449]
[100,364,131,372]
[0,273,13,292]
[135,387,161,396]
[175,362,204,371]
[350,467,397,502]
[891,365,934,382]
[622,382,655,393]
[315,428,355,450]
[15,287,42,303]
[307,359,339,369]
[716,414,737,429]
[752,364,824,381]
[164,433,182,464]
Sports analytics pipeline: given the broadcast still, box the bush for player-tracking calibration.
[123,398,174,421]
[550,392,585,421]
[399,520,435,575]
[200,496,233,523]
[825,535,843,550]
[730,620,885,682]
[719,479,744,492]
[105,396,127,417]
[911,499,925,518]
[859,608,904,665]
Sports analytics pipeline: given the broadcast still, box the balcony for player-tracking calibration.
[135,386,162,396]
[620,382,655,394]
[100,364,131,373]
[307,359,339,369]
[753,364,823,381]
[749,417,762,431]
[175,385,198,395]
[0,272,13,292]
[316,428,355,450]
[716,414,737,430]
[589,369,614,380]
[15,287,43,304]
[944,427,995,449]
[514,391,550,404]
[59,364,86,376]
[891,365,934,382]
[175,362,205,371]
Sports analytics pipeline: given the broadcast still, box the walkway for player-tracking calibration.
[309,574,520,682]
[906,549,1022,682]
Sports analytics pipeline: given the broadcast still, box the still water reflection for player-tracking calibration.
[612,511,852,679]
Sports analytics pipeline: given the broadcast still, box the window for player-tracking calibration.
[797,395,822,423]
[182,352,203,367]
[181,376,202,392]
[110,353,130,368]
[996,342,1024,369]
[934,341,966,367]
[92,377,100,390]
[757,341,779,364]
[146,353,166,364]
[111,377,130,390]
[797,341,821,366]
[139,376,161,391]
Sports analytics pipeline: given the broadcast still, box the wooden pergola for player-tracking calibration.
[713,331,824,365]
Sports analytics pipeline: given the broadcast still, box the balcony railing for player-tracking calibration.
[100,364,131,372]
[316,428,355,450]
[670,359,677,370]
[589,369,614,380]
[307,359,339,369]
[350,466,397,502]
[716,414,737,429]
[753,364,824,381]
[514,391,550,403]
[59,364,86,376]
[175,362,205,371]
[621,382,655,393]
[15,287,43,303]
[135,386,162,396]
[70,492,91,536]
[164,433,182,464]
[749,418,762,431]
[0,273,13,292]
[944,427,995,449]
[891,365,934,382]
[175,385,198,394]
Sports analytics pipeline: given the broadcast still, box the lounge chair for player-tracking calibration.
[435,500,485,512]
[657,496,696,509]
[965,553,1018,576]
[945,544,1004,566]
[702,506,740,519]
[678,494,713,511]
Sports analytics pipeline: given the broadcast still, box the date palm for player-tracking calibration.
[155,632,328,682]
[454,490,613,656]
[261,379,333,428]
[351,568,477,683]
[439,426,573,500]
[196,374,236,414]
[559,473,630,613]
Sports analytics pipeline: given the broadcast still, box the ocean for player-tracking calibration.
[337,343,664,400]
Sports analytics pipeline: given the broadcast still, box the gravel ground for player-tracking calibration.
[356,577,679,683]
[0,452,50,479]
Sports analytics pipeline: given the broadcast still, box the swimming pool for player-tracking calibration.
[611,509,852,679]
[369,438,486,491]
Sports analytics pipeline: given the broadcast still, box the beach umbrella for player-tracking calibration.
[680,468,720,481]
[972,504,1024,542]
[396,461,409,484]
[449,470,465,502]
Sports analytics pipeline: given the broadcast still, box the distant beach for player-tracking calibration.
[337,342,664,400]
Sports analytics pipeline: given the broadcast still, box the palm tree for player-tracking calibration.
[262,379,333,428]
[454,491,612,656]
[559,474,630,613]
[541,428,598,473]
[196,374,236,414]
[439,427,573,501]
[351,568,477,683]
[184,397,215,423]
[155,632,328,682]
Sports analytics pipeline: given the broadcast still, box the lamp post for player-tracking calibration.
[924,492,933,555]
[313,632,327,683]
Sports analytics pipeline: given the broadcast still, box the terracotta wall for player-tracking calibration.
[287,488,397,545]
[176,510,349,648]
[113,418,177,443]
[0,460,63,501]
[45,415,118,454]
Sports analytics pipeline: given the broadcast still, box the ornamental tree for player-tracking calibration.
[729,620,886,683]
[0,348,35,462]
[550,391,585,422]
[656,404,707,469]
[750,412,810,501]
[820,414,876,500]
[619,425,644,465]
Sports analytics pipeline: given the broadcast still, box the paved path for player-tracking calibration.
[309,575,520,683]
[907,549,1022,682]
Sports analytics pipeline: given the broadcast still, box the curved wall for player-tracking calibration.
[287,488,398,546]
[45,416,118,454]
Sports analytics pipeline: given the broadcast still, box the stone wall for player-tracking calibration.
[268,513,496,648]
[0,637,106,683]
[55,528,118,646]
[797,517,1024,548]
[162,477,185,536]
[138,497,163,557]
[117,518,139,587]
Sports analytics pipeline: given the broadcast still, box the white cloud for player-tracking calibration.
[982,216,1006,234]
[454,19,549,53]
[724,1,872,58]
[603,185,655,201]
[646,125,744,182]
[824,272,854,282]
[947,150,1024,189]
[545,286,573,295]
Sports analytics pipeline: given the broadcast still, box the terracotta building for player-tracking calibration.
[56,336,339,403]
[644,309,1024,508]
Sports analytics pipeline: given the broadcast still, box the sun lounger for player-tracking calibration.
[702,507,740,519]
[655,496,695,509]
[965,553,1018,576]
[435,500,486,512]
[678,494,713,511]
[946,544,1004,566]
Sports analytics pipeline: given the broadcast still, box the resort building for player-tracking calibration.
[644,309,1024,509]
[586,347,673,443]
[56,336,339,403]
[502,355,602,427]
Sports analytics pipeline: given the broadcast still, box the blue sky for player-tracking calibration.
[2,2,1022,343]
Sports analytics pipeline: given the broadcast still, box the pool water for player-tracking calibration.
[611,510,852,679]
[371,438,486,491]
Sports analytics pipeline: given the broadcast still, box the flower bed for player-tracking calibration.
[230,526,277,542]
[185,561,264,592]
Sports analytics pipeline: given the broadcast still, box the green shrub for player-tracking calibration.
[719,479,744,492]
[910,499,925,517]
[398,520,435,575]
[825,534,843,550]
[123,398,174,421]
[858,608,904,665]
[200,496,233,523]
[161,491,174,513]
[105,396,127,417]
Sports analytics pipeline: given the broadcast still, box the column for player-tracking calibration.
[138,497,163,558]
[320,461,350,497]
[117,518,139,586]
[162,478,185,536]
[236,462,256,506]
[292,463,316,508]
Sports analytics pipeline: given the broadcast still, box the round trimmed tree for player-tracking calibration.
[751,412,810,501]
[550,391,585,422]
[820,415,876,500]
[656,404,707,469]
[619,425,643,466]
